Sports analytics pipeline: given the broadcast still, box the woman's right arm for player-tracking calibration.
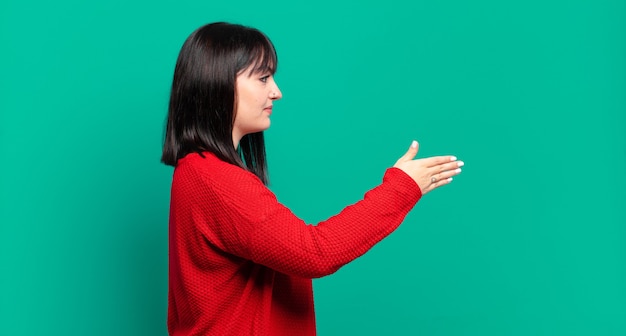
[172,142,462,278]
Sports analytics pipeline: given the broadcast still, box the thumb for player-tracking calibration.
[397,140,419,163]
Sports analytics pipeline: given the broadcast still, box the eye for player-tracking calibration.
[259,75,270,83]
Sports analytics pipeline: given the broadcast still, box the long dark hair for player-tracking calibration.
[161,22,277,185]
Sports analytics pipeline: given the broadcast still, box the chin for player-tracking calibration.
[248,124,270,135]
[260,120,271,131]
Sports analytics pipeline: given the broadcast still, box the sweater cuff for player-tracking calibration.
[383,167,423,203]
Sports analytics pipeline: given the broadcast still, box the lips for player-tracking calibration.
[264,106,273,114]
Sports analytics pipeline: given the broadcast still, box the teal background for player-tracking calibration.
[1,0,624,335]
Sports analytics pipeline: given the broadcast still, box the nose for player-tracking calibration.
[270,83,282,100]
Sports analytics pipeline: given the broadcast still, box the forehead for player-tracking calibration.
[241,43,277,76]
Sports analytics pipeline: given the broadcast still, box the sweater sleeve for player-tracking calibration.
[175,156,422,279]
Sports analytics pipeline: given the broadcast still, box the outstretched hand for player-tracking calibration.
[393,140,463,195]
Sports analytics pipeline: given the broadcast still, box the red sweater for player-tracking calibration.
[167,152,422,335]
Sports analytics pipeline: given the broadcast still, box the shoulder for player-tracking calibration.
[174,152,263,188]
[172,152,279,220]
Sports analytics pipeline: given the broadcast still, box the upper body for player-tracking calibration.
[167,151,422,335]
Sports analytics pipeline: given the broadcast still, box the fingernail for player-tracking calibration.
[455,168,462,173]
[457,161,464,167]
[450,156,457,161]
[411,140,418,148]
[448,177,453,182]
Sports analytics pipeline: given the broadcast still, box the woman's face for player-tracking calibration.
[232,68,282,144]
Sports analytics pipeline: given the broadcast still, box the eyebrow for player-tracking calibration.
[247,62,276,77]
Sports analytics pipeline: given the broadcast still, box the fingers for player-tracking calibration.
[422,167,462,193]
[392,140,463,195]
[431,167,462,184]
[425,175,453,191]
[433,160,464,173]
[396,140,419,163]
[429,160,463,187]
[422,155,458,168]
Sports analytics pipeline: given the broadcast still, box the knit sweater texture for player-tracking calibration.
[167,152,422,335]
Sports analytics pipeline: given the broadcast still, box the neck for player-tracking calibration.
[232,132,242,150]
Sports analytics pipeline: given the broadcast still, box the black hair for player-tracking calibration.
[161,22,277,185]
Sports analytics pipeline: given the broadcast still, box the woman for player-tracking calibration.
[162,22,463,336]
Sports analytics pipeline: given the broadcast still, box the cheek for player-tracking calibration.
[251,94,263,106]
[238,90,262,109]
